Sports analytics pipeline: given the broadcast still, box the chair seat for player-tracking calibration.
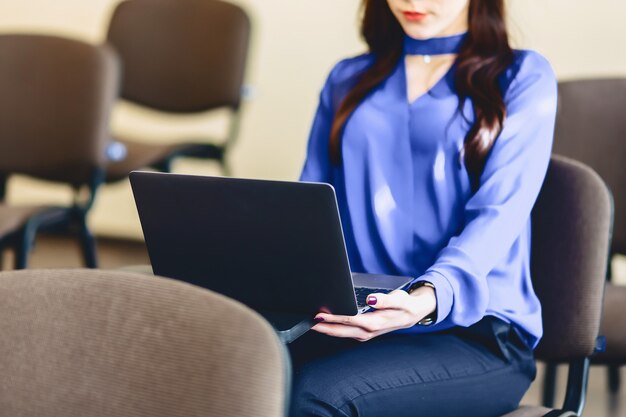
[105,138,187,183]
[0,205,67,238]
[592,283,626,364]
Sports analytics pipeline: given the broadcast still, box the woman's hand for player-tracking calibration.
[312,286,437,342]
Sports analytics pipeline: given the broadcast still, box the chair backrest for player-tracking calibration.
[553,78,626,255]
[106,0,250,113]
[0,34,119,186]
[531,155,612,362]
[0,269,288,417]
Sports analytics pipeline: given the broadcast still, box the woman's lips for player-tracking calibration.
[403,11,427,22]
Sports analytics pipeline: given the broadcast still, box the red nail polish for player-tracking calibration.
[314,316,324,322]
[366,296,377,306]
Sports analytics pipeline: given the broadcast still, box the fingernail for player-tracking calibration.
[366,296,377,306]
[314,316,324,322]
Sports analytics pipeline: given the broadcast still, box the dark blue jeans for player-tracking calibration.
[288,317,536,417]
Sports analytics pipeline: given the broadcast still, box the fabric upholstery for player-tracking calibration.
[102,0,251,180]
[501,156,611,416]
[107,0,250,113]
[0,35,119,186]
[531,155,612,362]
[0,269,287,417]
[553,78,626,255]
[0,34,120,267]
[552,78,626,375]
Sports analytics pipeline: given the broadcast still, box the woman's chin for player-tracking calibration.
[400,25,447,40]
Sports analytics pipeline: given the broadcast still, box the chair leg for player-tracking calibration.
[78,215,98,268]
[562,357,590,415]
[608,365,621,394]
[14,245,27,269]
[14,223,38,269]
[542,362,558,408]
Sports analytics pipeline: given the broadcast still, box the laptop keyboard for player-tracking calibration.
[354,287,393,309]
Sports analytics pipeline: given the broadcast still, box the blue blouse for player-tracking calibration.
[300,34,557,349]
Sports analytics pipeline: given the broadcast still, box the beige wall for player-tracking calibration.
[1,0,625,239]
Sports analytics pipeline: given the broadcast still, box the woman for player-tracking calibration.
[292,0,557,416]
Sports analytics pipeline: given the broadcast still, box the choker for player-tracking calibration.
[403,32,467,63]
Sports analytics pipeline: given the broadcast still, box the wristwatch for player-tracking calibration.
[407,280,437,326]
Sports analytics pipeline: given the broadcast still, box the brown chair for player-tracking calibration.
[104,0,251,181]
[0,34,120,269]
[543,78,626,403]
[0,268,290,417]
[503,155,612,416]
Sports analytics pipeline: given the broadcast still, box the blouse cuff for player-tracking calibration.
[410,271,453,325]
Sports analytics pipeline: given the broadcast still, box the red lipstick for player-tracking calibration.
[403,11,427,22]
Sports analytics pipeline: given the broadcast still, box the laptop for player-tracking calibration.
[129,171,413,334]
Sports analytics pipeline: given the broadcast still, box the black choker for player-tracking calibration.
[403,32,467,59]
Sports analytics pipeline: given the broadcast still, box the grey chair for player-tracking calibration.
[543,78,626,404]
[503,155,612,416]
[0,268,290,417]
[0,34,119,269]
[103,0,251,181]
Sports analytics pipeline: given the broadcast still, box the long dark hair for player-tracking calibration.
[329,0,514,191]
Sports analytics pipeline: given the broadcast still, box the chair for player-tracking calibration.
[543,78,626,404]
[502,155,612,416]
[0,268,290,417]
[0,34,120,269]
[103,0,251,182]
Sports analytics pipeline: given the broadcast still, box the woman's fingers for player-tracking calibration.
[311,322,367,340]
[312,322,386,342]
[315,308,413,333]
[315,310,385,331]
[311,290,427,340]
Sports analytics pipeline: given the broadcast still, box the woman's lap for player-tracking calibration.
[289,317,536,417]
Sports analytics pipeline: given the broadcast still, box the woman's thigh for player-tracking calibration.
[289,324,535,417]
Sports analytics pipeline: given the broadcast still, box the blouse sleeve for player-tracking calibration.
[299,66,337,184]
[414,51,558,327]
